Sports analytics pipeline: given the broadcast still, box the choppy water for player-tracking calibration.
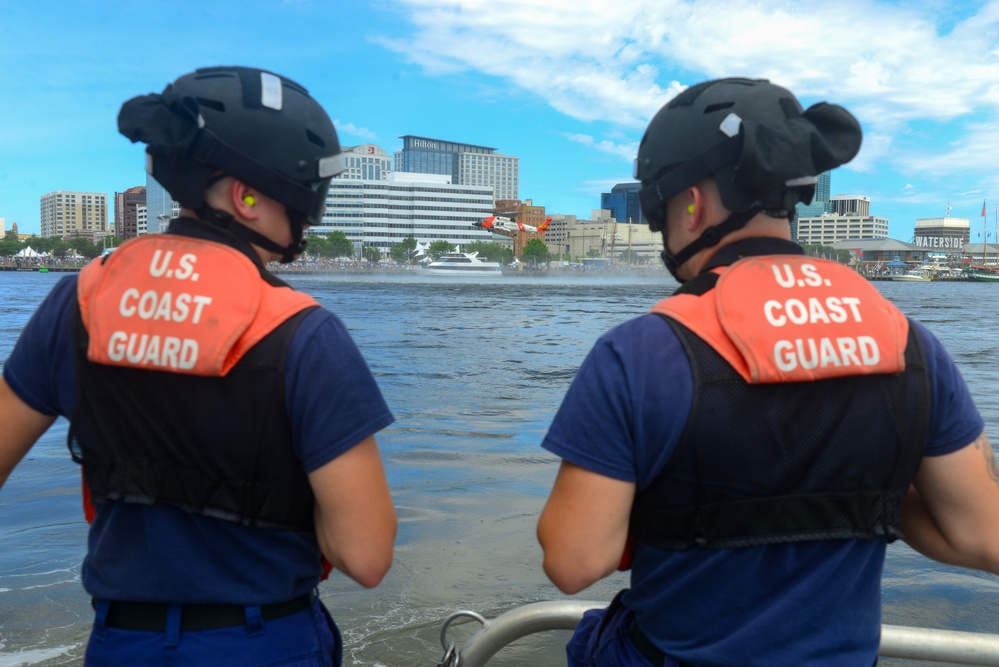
[1,270,998,666]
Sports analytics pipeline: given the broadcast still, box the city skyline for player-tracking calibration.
[4,1,999,242]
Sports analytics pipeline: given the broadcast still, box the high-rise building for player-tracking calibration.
[316,172,494,255]
[145,175,178,234]
[336,144,392,180]
[600,182,642,224]
[792,171,832,240]
[40,191,108,238]
[114,186,147,239]
[395,135,519,202]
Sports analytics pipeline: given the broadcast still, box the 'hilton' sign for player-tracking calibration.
[412,139,439,150]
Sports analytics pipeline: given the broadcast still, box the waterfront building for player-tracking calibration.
[395,135,519,202]
[336,144,392,180]
[315,172,494,256]
[114,186,146,240]
[600,182,641,224]
[795,212,888,245]
[145,175,178,234]
[963,242,999,266]
[913,217,970,255]
[549,210,661,263]
[830,194,871,217]
[829,238,926,264]
[40,191,108,239]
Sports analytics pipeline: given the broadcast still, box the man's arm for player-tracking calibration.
[901,431,999,573]
[537,460,635,594]
[0,377,56,490]
[308,435,396,588]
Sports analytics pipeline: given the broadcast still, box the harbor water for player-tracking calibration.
[2,269,999,666]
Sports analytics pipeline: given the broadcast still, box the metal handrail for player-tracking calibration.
[438,601,999,666]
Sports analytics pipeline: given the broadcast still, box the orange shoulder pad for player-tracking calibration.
[651,257,909,384]
[79,236,316,376]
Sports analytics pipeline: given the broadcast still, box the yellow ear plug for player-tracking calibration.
[243,195,256,206]
[687,204,695,214]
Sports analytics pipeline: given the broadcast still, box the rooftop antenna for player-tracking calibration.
[945,202,952,218]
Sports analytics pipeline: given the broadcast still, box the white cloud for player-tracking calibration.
[559,132,638,161]
[334,120,377,141]
[385,0,999,198]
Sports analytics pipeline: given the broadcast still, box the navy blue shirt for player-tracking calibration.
[5,273,394,604]
[543,311,982,665]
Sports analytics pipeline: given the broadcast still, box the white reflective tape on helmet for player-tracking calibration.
[260,72,283,111]
[786,175,818,187]
[719,113,742,138]
[318,153,346,178]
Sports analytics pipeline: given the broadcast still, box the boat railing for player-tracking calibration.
[436,601,999,666]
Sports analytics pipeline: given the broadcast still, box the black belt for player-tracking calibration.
[94,590,316,632]
[629,621,694,667]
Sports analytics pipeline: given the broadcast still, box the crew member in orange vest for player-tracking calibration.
[537,78,999,666]
[0,66,396,666]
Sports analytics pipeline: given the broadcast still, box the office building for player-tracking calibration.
[830,194,871,217]
[796,212,889,245]
[316,172,495,256]
[792,171,832,240]
[114,186,147,239]
[336,144,392,180]
[600,182,641,224]
[145,175,178,234]
[40,191,108,238]
[395,135,519,202]
[137,205,148,236]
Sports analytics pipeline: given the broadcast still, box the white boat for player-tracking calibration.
[423,251,503,277]
[891,267,935,282]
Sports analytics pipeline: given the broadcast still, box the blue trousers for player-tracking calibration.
[84,597,342,667]
[566,591,678,667]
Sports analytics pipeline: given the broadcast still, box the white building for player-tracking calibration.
[137,205,148,235]
[315,172,495,255]
[795,213,889,245]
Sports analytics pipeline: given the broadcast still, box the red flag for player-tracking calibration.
[983,200,987,218]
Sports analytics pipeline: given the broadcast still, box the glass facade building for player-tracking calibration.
[792,171,832,240]
[600,182,642,224]
[145,175,177,234]
[395,136,518,202]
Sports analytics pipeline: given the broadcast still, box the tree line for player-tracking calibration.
[0,228,556,266]
[0,230,123,260]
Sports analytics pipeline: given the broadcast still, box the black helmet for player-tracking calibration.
[117,66,344,261]
[635,78,862,232]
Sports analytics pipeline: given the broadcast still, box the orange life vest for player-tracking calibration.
[650,255,909,384]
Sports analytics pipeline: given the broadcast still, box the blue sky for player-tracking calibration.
[3,0,999,242]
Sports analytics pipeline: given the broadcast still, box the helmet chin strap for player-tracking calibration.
[197,205,306,264]
[660,207,761,282]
